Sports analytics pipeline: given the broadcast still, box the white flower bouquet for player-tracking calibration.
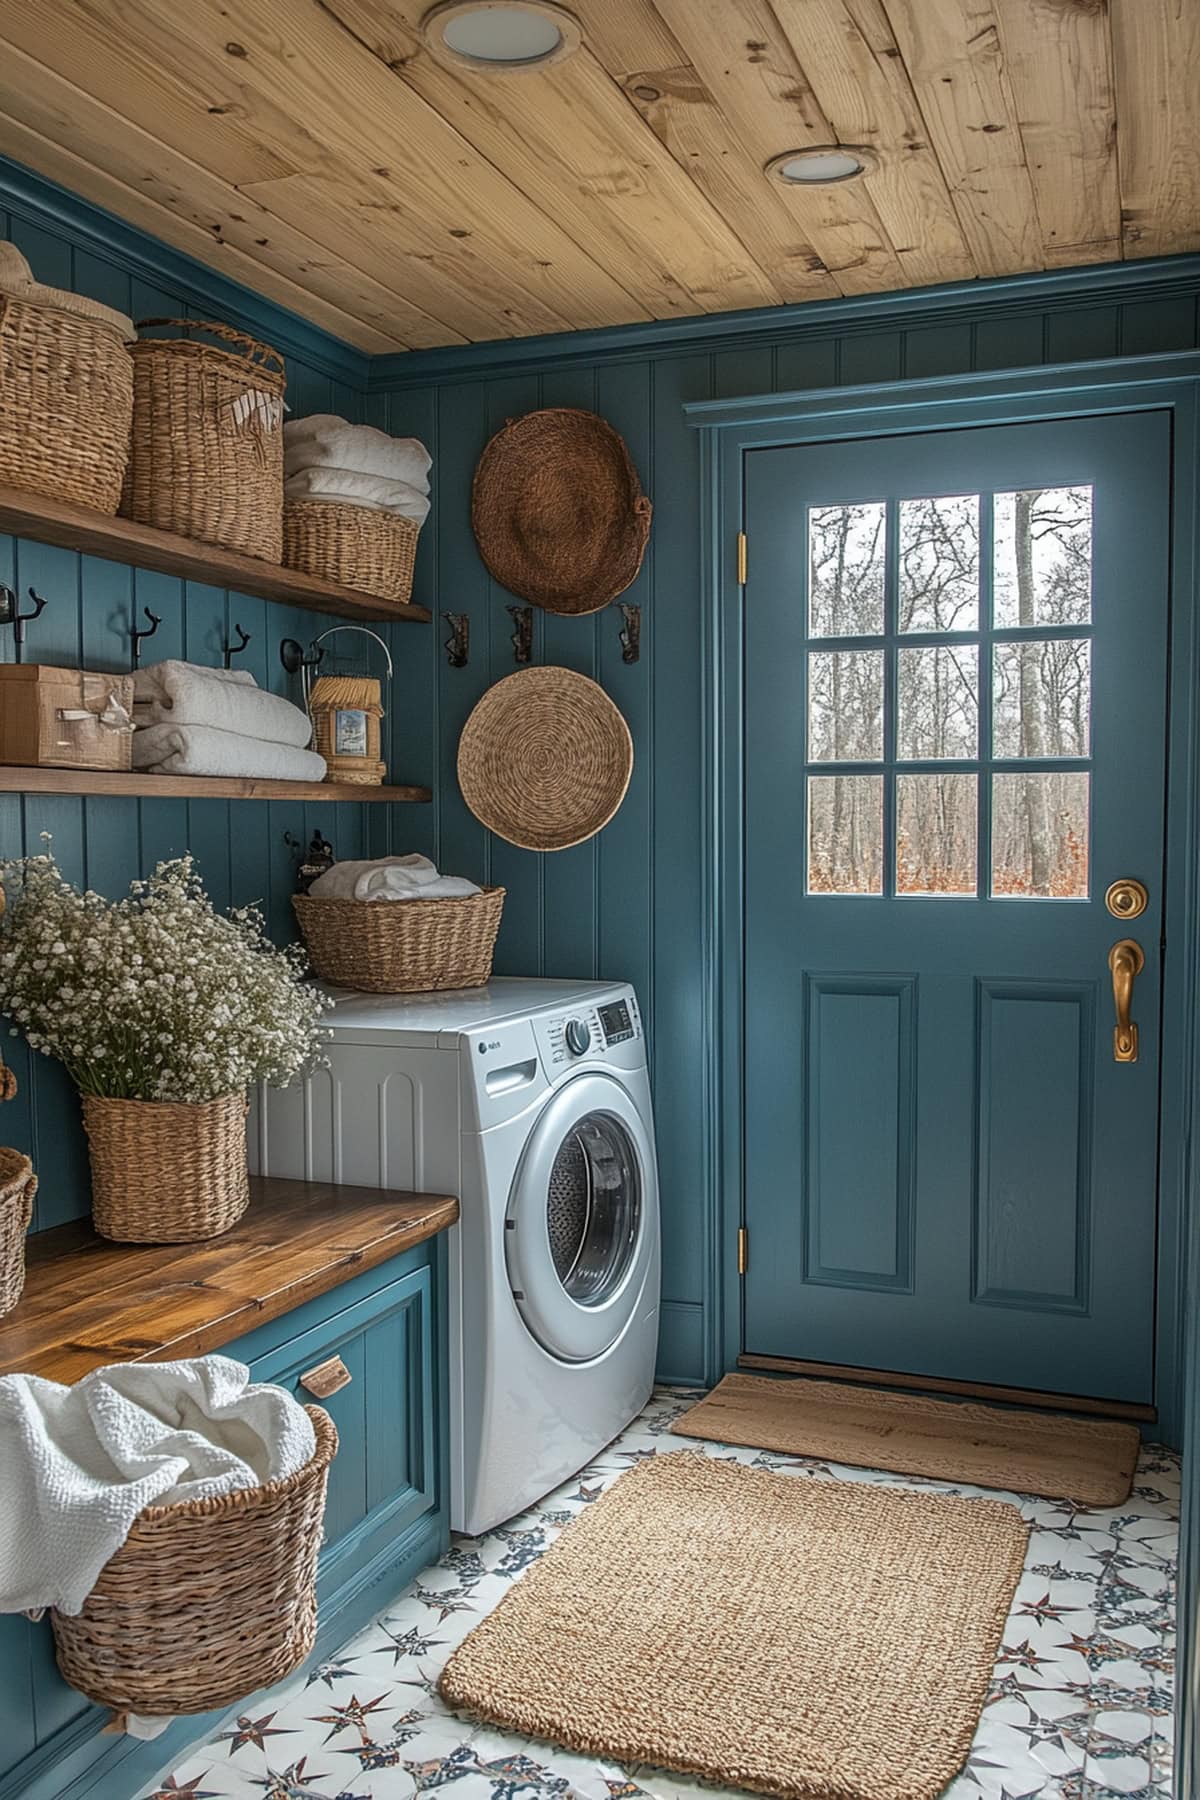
[0,843,331,1242]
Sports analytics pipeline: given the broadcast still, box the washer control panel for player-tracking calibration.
[540,991,642,1069]
[597,999,634,1045]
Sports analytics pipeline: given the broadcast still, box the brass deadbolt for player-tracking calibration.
[1105,879,1149,921]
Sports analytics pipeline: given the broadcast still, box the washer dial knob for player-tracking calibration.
[564,1017,591,1057]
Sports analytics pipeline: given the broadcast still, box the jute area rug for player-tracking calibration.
[440,1451,1029,1800]
[674,1372,1139,1507]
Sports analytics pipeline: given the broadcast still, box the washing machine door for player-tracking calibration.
[504,1072,655,1363]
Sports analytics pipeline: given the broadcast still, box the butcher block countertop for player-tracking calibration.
[0,1177,459,1383]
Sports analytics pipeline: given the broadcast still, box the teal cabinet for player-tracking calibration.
[0,1237,449,1800]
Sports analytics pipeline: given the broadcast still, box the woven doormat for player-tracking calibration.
[674,1372,1139,1507]
[440,1452,1028,1800]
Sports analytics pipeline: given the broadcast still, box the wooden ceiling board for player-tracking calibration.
[0,0,1195,350]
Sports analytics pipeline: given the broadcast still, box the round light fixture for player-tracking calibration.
[766,146,876,186]
[421,0,581,72]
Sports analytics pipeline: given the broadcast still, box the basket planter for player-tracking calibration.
[82,1091,249,1243]
[0,294,133,513]
[0,1146,36,1317]
[124,319,285,561]
[294,887,505,993]
[283,498,419,604]
[51,1405,337,1716]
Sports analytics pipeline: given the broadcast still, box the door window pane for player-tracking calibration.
[993,639,1091,758]
[808,775,883,894]
[899,494,980,632]
[808,502,886,637]
[992,772,1090,898]
[994,486,1093,627]
[896,774,978,895]
[897,646,978,760]
[808,650,884,761]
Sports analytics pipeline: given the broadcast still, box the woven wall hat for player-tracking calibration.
[458,666,633,851]
[471,408,651,615]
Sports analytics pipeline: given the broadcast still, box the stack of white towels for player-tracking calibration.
[132,660,326,782]
[308,853,479,902]
[284,416,431,525]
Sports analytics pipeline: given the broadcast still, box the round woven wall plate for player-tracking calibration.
[458,667,633,851]
[472,408,652,616]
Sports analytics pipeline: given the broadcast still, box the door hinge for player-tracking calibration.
[737,531,747,585]
[737,1225,749,1276]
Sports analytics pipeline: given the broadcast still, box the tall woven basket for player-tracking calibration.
[0,294,132,512]
[52,1405,338,1716]
[82,1091,249,1243]
[294,887,505,993]
[0,1145,35,1318]
[284,498,419,604]
[124,319,285,560]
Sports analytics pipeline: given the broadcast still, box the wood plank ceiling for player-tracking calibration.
[0,0,1195,353]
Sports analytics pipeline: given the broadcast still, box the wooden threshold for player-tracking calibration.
[0,1176,459,1383]
[737,1352,1156,1423]
[0,484,431,623]
[0,765,430,803]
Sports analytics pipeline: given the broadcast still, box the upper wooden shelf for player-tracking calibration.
[0,1177,459,1383]
[0,766,430,803]
[0,485,431,623]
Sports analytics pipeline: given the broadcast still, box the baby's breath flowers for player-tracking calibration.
[0,841,331,1102]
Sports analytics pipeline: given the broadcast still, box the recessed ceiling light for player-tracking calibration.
[766,146,876,187]
[421,1,581,72]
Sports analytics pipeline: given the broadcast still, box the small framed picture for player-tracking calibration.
[334,708,368,757]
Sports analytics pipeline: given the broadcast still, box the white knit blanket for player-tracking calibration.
[0,1356,315,1617]
[308,853,480,902]
[134,660,314,749]
[284,416,431,488]
[284,466,431,524]
[132,722,327,782]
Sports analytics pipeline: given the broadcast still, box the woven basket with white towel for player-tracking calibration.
[282,416,431,604]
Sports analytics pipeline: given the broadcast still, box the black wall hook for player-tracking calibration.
[0,585,48,653]
[443,612,470,669]
[507,604,533,665]
[618,602,641,665]
[222,622,251,669]
[280,637,325,676]
[130,606,161,668]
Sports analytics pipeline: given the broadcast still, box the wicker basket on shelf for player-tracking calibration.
[52,1405,338,1716]
[283,497,419,604]
[0,1146,36,1318]
[124,319,285,560]
[294,887,505,993]
[81,1091,249,1243]
[0,291,133,513]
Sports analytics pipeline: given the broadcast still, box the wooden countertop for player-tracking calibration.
[0,1177,459,1383]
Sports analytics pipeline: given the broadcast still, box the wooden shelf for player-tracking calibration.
[0,1177,458,1383]
[0,485,431,623]
[0,765,431,802]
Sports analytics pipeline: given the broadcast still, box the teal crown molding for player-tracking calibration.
[0,156,369,389]
[368,254,1200,390]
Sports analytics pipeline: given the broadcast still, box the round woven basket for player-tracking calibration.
[82,1091,249,1243]
[52,1405,337,1716]
[124,319,285,561]
[293,887,505,993]
[458,667,633,850]
[0,294,132,513]
[283,498,420,604]
[472,408,652,615]
[0,1146,36,1319]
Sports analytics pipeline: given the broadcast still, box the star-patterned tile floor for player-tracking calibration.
[144,1386,1178,1800]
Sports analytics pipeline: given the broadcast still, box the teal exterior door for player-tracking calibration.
[742,412,1170,1406]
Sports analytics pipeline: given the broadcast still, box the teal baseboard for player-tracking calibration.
[656,1301,707,1386]
[7,1506,448,1800]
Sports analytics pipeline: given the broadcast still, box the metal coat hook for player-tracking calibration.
[130,606,161,667]
[222,622,251,669]
[507,605,533,665]
[0,585,47,653]
[618,602,641,665]
[280,637,325,677]
[443,612,470,669]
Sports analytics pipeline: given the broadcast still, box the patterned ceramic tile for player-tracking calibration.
[145,1388,1178,1800]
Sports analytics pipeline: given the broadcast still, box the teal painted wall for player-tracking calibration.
[369,275,1200,1385]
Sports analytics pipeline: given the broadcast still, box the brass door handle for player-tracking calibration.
[1108,938,1145,1063]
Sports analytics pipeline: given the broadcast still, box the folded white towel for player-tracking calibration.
[284,416,431,489]
[0,1356,315,1617]
[134,659,313,749]
[308,853,480,903]
[284,467,431,525]
[132,722,327,782]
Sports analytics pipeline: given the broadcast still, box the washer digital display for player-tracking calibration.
[598,1000,634,1044]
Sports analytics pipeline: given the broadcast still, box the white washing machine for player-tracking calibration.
[248,977,660,1536]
